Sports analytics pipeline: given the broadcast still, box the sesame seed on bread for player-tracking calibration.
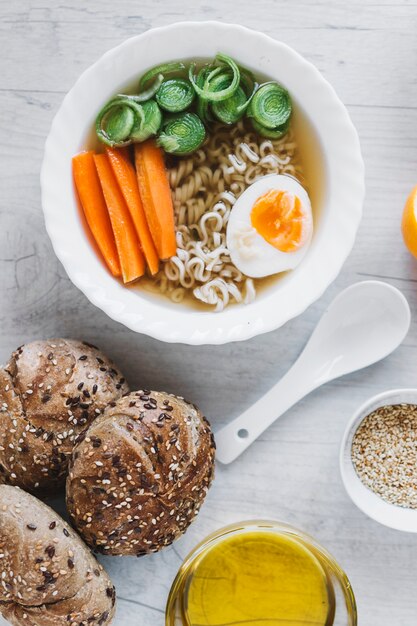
[66,390,216,556]
[0,339,129,494]
[0,485,115,626]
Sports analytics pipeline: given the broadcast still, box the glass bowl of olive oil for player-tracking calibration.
[166,520,357,626]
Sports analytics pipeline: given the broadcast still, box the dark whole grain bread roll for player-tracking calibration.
[0,484,116,626]
[0,339,129,494]
[66,390,216,556]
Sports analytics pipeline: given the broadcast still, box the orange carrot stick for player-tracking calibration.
[93,153,145,284]
[105,146,159,275]
[134,140,177,260]
[72,151,121,277]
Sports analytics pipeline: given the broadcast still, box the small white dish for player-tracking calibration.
[41,21,365,344]
[340,389,417,532]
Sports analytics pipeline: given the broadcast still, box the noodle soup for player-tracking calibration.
[77,54,326,312]
[138,105,324,311]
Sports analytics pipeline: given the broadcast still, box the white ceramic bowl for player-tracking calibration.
[340,389,417,532]
[41,21,365,345]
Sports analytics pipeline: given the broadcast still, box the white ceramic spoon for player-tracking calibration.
[215,281,411,464]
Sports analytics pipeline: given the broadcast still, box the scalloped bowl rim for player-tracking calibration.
[41,21,365,345]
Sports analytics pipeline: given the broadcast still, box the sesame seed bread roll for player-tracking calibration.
[0,485,116,626]
[0,339,129,494]
[66,390,216,556]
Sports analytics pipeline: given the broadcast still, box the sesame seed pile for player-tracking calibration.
[351,403,417,509]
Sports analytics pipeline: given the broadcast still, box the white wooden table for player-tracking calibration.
[1,1,417,624]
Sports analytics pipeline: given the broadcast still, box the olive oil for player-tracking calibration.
[178,531,335,626]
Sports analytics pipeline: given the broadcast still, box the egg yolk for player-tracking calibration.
[251,189,309,252]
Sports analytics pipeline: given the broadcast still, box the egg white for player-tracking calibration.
[226,174,313,278]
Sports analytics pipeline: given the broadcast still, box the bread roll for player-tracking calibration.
[0,485,115,626]
[0,339,129,494]
[66,390,216,556]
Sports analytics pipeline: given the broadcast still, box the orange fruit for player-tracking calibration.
[402,185,417,258]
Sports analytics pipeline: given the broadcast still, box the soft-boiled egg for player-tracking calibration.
[226,174,313,278]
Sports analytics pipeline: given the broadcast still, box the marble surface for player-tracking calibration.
[1,1,417,624]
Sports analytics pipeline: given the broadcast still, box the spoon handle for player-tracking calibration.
[215,360,317,464]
